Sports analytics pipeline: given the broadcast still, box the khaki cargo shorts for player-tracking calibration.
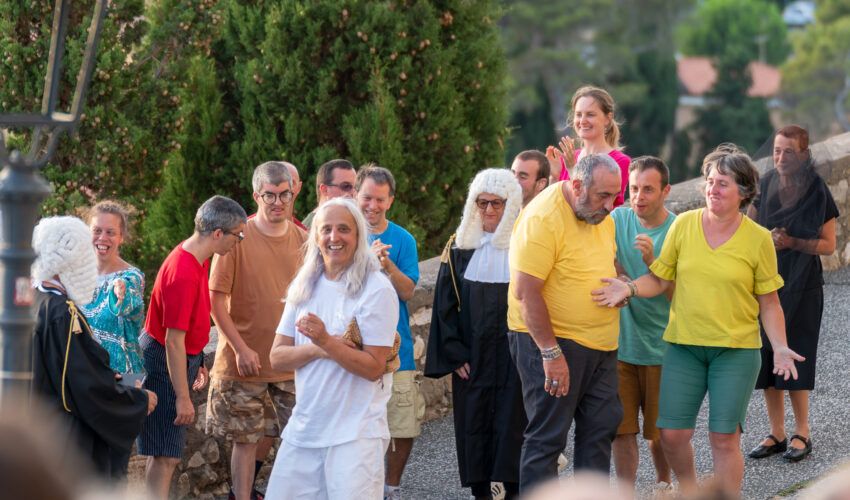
[206,379,296,444]
[387,370,425,439]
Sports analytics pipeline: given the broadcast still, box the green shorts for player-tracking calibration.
[657,343,760,434]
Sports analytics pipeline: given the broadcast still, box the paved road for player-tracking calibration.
[401,266,850,499]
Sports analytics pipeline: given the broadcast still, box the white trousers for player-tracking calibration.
[265,437,390,500]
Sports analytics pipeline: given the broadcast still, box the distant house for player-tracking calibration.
[674,56,783,132]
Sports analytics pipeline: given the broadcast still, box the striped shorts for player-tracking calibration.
[136,332,204,458]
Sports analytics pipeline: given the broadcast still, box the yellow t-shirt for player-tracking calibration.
[507,183,619,351]
[649,209,784,348]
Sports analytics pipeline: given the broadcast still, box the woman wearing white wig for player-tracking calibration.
[266,198,399,500]
[30,216,155,478]
[425,168,526,500]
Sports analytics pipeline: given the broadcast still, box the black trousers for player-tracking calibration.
[507,332,622,492]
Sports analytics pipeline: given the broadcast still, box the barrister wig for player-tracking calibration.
[32,216,98,305]
[455,168,523,250]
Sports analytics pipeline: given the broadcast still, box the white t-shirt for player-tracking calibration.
[276,271,399,447]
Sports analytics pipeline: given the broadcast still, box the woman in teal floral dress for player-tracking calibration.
[81,200,145,374]
[80,201,146,480]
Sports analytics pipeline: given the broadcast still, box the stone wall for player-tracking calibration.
[149,132,850,498]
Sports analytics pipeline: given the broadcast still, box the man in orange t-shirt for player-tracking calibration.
[206,161,307,500]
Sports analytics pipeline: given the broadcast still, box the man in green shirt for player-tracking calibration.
[610,156,675,491]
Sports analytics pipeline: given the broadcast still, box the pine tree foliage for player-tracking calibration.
[678,0,790,66]
[139,55,227,273]
[143,0,508,258]
[0,0,181,267]
[781,0,850,138]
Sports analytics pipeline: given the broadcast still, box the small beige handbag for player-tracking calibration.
[342,318,401,374]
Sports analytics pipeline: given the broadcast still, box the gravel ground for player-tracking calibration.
[400,266,850,499]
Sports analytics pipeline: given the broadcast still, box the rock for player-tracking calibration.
[187,451,205,469]
[844,242,850,266]
[830,179,848,205]
[192,464,219,489]
[213,482,231,495]
[194,404,207,432]
[176,473,190,499]
[202,437,220,464]
[413,335,426,360]
[410,306,433,326]
[822,252,841,271]
[259,463,273,482]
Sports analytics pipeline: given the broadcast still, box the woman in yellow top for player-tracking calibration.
[593,145,803,496]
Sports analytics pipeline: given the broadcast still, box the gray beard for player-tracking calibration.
[574,197,609,225]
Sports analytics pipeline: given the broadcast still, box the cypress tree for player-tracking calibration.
[142,0,509,259]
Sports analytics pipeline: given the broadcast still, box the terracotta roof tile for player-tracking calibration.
[677,56,780,98]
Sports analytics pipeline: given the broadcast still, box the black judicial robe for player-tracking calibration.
[32,288,149,478]
[424,237,526,486]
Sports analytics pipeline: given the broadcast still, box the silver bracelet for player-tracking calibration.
[627,279,638,298]
[541,344,563,361]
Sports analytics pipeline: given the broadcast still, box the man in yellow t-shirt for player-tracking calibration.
[507,153,622,492]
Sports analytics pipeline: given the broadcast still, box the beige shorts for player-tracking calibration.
[387,370,425,439]
[206,379,296,444]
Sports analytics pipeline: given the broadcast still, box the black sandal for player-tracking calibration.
[748,434,787,459]
[782,434,812,462]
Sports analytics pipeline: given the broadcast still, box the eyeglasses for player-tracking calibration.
[326,182,355,193]
[475,198,506,210]
[260,191,294,204]
[225,230,244,242]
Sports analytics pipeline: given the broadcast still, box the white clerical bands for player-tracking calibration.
[540,344,563,361]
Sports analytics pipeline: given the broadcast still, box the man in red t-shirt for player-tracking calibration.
[138,195,247,500]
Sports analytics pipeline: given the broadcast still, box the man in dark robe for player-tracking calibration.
[30,216,153,478]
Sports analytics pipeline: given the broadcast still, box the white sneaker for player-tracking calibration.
[651,481,675,499]
[490,482,506,500]
[384,486,401,500]
[557,453,569,474]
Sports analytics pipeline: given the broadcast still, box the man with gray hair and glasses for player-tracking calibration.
[206,162,308,500]
[138,195,247,500]
[507,154,623,492]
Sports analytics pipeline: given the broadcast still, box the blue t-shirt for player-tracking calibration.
[612,207,675,365]
[368,221,419,371]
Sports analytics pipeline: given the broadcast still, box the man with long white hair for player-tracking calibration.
[267,198,400,499]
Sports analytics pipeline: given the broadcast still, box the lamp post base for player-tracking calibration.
[0,161,51,403]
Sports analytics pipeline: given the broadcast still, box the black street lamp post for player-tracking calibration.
[0,0,108,403]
